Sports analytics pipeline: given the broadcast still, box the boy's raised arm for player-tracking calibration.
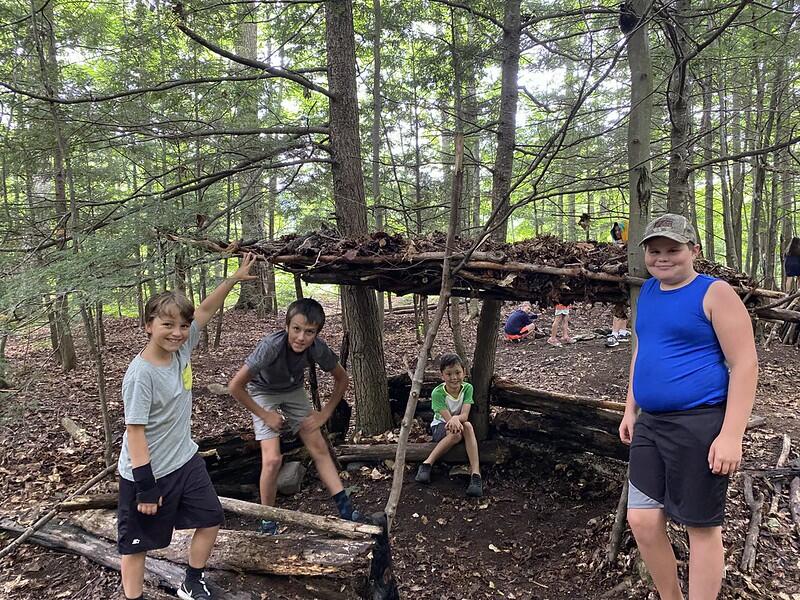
[194,253,258,328]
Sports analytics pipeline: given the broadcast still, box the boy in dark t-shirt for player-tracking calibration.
[229,298,359,533]
[503,301,538,342]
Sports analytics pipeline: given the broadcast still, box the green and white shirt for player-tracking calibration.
[430,382,474,427]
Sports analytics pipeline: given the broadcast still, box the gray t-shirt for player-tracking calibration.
[117,321,201,481]
[245,330,338,394]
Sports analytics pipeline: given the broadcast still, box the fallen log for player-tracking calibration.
[769,435,791,514]
[493,409,628,461]
[0,518,357,599]
[0,517,252,599]
[71,510,374,578]
[790,477,800,541]
[337,440,508,465]
[740,474,764,573]
[55,493,382,540]
[753,306,800,323]
[492,376,626,413]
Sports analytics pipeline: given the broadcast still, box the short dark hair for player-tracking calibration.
[285,298,326,330]
[144,291,194,327]
[439,353,464,372]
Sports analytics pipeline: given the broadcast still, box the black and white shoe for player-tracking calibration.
[178,577,212,600]
[605,334,619,347]
[617,331,631,343]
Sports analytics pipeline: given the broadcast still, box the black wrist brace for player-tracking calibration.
[132,463,160,504]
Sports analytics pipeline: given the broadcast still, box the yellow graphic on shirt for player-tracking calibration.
[182,362,193,391]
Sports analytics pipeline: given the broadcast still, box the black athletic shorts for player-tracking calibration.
[628,403,729,527]
[117,453,224,554]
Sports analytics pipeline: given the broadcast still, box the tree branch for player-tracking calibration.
[175,22,332,98]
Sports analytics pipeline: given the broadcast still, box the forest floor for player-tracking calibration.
[0,300,798,599]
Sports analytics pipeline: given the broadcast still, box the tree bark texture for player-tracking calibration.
[471,0,520,441]
[326,0,392,435]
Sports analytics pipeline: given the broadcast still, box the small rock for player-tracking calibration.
[346,462,367,472]
[449,465,471,477]
[277,461,307,495]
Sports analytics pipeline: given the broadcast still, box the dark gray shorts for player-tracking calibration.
[628,404,729,527]
[431,423,448,442]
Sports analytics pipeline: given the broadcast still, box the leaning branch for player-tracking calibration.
[176,23,332,98]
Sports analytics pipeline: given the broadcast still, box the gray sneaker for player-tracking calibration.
[415,463,432,484]
[466,474,483,497]
[605,334,619,347]
[617,331,631,343]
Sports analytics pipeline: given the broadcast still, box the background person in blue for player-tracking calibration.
[619,214,758,600]
[503,301,538,342]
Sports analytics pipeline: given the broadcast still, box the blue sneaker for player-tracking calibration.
[259,519,279,535]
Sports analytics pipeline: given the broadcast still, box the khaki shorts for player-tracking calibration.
[248,386,312,441]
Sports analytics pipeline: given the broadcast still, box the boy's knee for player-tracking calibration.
[462,422,474,434]
[449,432,463,443]
[261,453,282,474]
[627,509,663,543]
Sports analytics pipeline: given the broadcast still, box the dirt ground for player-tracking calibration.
[0,301,798,599]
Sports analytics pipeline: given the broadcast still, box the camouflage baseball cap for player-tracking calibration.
[639,213,697,245]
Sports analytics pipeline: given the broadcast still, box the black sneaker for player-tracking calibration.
[466,473,483,497]
[605,334,619,347]
[178,577,212,600]
[259,519,279,535]
[415,463,432,484]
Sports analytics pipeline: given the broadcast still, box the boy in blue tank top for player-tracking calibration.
[619,214,758,600]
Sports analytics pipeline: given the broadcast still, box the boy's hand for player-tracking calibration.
[618,410,637,445]
[231,252,259,282]
[261,410,285,432]
[708,432,742,475]
[300,410,326,434]
[137,497,163,515]
[446,417,463,435]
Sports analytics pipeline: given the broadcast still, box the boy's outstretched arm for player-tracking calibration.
[706,282,758,475]
[193,253,258,328]
[301,364,349,432]
[229,365,285,431]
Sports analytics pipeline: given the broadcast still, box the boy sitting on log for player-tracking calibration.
[228,298,361,535]
[117,254,257,600]
[415,353,483,497]
[618,214,757,600]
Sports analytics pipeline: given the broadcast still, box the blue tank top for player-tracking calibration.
[633,274,729,412]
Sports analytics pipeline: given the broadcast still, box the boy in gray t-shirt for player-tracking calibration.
[117,254,256,600]
[229,298,360,533]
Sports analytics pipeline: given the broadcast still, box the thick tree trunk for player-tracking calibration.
[625,0,653,304]
[665,0,691,215]
[233,2,270,312]
[471,0,520,441]
[326,0,392,435]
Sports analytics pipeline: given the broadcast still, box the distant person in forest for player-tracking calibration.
[784,237,800,290]
[503,301,538,342]
[117,253,257,600]
[618,214,757,600]
[415,353,483,497]
[548,303,575,347]
[228,298,361,535]
[606,221,631,348]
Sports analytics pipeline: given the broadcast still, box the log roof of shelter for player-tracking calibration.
[169,229,784,307]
